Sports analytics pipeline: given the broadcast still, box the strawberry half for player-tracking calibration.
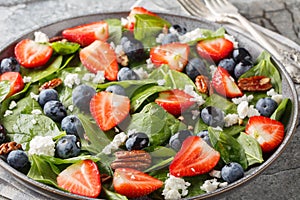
[80,40,119,81]
[14,39,53,68]
[125,7,158,31]
[170,136,220,177]
[155,89,195,116]
[90,91,130,131]
[212,66,243,98]
[113,168,163,198]
[57,160,101,198]
[150,43,189,71]
[196,37,233,62]
[62,21,109,46]
[0,72,24,98]
[245,116,285,153]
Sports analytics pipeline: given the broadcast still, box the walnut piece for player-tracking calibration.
[0,142,22,155]
[39,78,63,91]
[238,76,272,91]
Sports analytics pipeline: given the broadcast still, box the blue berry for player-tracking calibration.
[121,36,145,62]
[234,60,253,79]
[185,58,209,80]
[105,85,126,96]
[126,132,149,151]
[232,48,252,63]
[197,130,211,146]
[221,162,244,183]
[170,24,187,35]
[72,84,96,113]
[61,115,84,138]
[201,106,224,127]
[117,67,140,81]
[38,89,59,107]
[0,124,6,144]
[43,100,67,122]
[7,150,29,170]
[255,97,278,117]
[55,135,81,159]
[169,130,193,151]
[218,58,236,75]
[0,57,20,74]
[161,33,179,45]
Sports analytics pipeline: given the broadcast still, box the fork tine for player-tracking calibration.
[178,0,209,18]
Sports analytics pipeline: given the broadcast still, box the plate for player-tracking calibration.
[0,11,298,200]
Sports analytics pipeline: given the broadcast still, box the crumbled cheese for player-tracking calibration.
[64,73,81,88]
[133,68,149,79]
[232,94,254,105]
[179,28,204,43]
[121,17,129,26]
[209,65,217,77]
[82,73,96,82]
[247,105,260,117]
[266,88,277,96]
[191,109,200,120]
[68,105,74,112]
[162,174,191,200]
[156,33,166,43]
[31,119,37,125]
[146,58,155,70]
[3,110,13,117]
[30,92,39,101]
[23,76,32,83]
[31,109,42,115]
[224,113,239,127]
[34,31,49,43]
[237,101,260,119]
[92,71,105,84]
[266,88,282,104]
[157,79,166,86]
[209,170,221,178]
[28,136,55,156]
[127,129,137,137]
[184,85,205,106]
[200,178,227,193]
[224,34,238,48]
[9,101,17,110]
[101,132,127,155]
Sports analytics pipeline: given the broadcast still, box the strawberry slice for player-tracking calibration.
[57,160,101,198]
[245,116,285,152]
[170,136,220,177]
[90,91,130,131]
[150,43,189,71]
[62,21,109,46]
[196,37,233,62]
[212,66,243,98]
[0,72,24,98]
[155,89,195,116]
[113,168,163,198]
[125,7,158,31]
[14,39,53,68]
[80,40,119,81]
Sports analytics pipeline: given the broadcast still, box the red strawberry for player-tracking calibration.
[196,37,233,62]
[113,168,163,198]
[14,39,53,68]
[125,7,158,31]
[62,21,109,46]
[155,89,195,116]
[170,136,220,177]
[57,160,101,198]
[80,40,119,81]
[150,43,189,71]
[245,116,285,153]
[0,72,24,98]
[90,91,130,131]
[212,66,243,98]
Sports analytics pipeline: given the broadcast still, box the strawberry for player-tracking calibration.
[0,72,24,98]
[196,37,234,62]
[212,66,243,98]
[245,116,285,152]
[113,168,163,198]
[90,91,130,131]
[155,89,195,116]
[14,39,53,68]
[62,21,108,46]
[170,136,220,177]
[57,160,101,198]
[150,43,189,71]
[79,40,119,81]
[125,7,158,31]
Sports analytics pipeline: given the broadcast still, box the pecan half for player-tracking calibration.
[111,150,151,171]
[195,75,210,94]
[238,76,272,91]
[39,78,63,91]
[0,142,22,155]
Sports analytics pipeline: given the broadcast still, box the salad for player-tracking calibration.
[0,6,292,200]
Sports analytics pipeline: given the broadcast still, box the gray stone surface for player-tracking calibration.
[0,0,299,200]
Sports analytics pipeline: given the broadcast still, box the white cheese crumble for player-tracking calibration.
[157,79,166,86]
[121,17,129,26]
[209,65,217,77]
[266,88,283,104]
[146,58,155,70]
[31,109,42,115]
[31,119,37,125]
[64,73,81,88]
[127,129,137,137]
[30,92,39,101]
[224,34,238,48]
[101,132,127,155]
[232,94,254,105]
[3,110,13,117]
[82,73,96,82]
[68,105,74,112]
[34,31,49,43]
[28,136,55,156]
[224,113,239,127]
[184,85,205,106]
[179,28,204,43]
[237,101,260,119]
[162,174,191,200]
[209,170,221,178]
[23,76,32,83]
[200,178,228,193]
[8,101,17,110]
[156,33,166,44]
[133,68,149,79]
[191,109,200,120]
[92,71,105,84]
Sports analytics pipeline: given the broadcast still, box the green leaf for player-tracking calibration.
[11,95,41,114]
[0,81,10,103]
[186,27,226,45]
[271,98,291,121]
[105,18,122,44]
[184,175,210,197]
[103,187,128,200]
[204,94,237,114]
[51,41,80,55]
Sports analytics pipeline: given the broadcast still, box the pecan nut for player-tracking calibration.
[0,142,22,155]
[39,78,63,91]
[111,150,151,171]
[238,76,272,91]
[195,75,210,94]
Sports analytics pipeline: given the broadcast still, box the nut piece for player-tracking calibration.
[0,142,22,155]
[116,50,129,67]
[238,76,272,91]
[195,75,210,94]
[111,150,151,171]
[39,78,63,91]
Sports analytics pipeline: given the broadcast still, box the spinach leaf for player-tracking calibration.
[271,98,291,122]
[11,95,41,114]
[0,81,10,103]
[204,94,237,114]
[51,42,80,55]
[184,175,210,197]
[103,188,128,200]
[186,27,226,45]
[105,18,122,44]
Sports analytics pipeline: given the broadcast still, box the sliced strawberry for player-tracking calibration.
[212,66,243,98]
[245,116,284,152]
[14,39,53,68]
[80,40,119,81]
[170,136,220,177]
[0,72,24,98]
[125,7,158,31]
[150,43,189,71]
[90,91,130,131]
[113,168,163,198]
[57,160,101,198]
[155,89,195,116]
[62,21,109,46]
[196,37,233,62]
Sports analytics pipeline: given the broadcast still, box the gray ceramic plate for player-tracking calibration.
[0,11,298,200]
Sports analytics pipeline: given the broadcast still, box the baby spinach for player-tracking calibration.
[105,18,122,44]
[0,81,10,103]
[102,188,128,200]
[203,93,237,114]
[51,42,80,55]
[186,27,226,45]
[271,98,291,122]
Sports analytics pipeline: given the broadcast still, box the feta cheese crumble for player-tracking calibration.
[184,85,205,106]
[82,73,96,82]
[28,136,55,156]
[178,28,204,43]
[224,34,238,48]
[162,174,191,200]
[23,76,32,83]
[200,178,228,193]
[3,110,13,117]
[157,79,166,86]
[9,101,17,110]
[224,113,239,127]
[31,109,42,115]
[30,92,39,101]
[68,105,74,112]
[237,101,260,119]
[266,88,283,104]
[101,132,127,155]
[146,58,155,70]
[133,68,149,79]
[92,71,105,84]
[209,65,217,77]
[34,31,49,43]
[64,73,81,88]
[232,94,254,105]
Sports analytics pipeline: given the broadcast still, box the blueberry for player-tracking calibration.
[72,84,96,113]
[255,97,278,117]
[218,58,236,75]
[121,36,145,62]
[0,124,6,145]
[170,24,187,35]
[185,58,209,80]
[61,115,84,138]
[221,162,244,183]
[161,33,179,45]
[117,67,140,81]
[55,135,81,159]
[197,130,211,146]
[232,48,252,63]
[43,100,67,122]
[234,60,253,79]
[126,132,149,151]
[201,106,224,127]
[7,150,29,170]
[0,57,20,74]
[38,89,59,107]
[105,85,126,96]
[169,130,193,151]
